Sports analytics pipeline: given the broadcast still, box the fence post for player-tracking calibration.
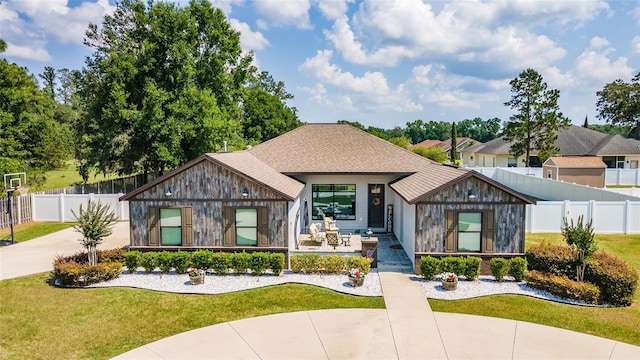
[16,195,21,225]
[31,193,36,221]
[563,200,571,223]
[625,200,631,234]
[59,193,65,222]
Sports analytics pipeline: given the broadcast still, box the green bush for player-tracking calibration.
[509,257,528,282]
[526,242,577,277]
[584,252,638,306]
[231,252,251,275]
[124,251,141,273]
[249,252,270,275]
[320,255,346,273]
[440,256,465,275]
[300,254,322,273]
[463,256,482,280]
[97,248,127,263]
[290,255,304,273]
[269,253,285,275]
[157,251,173,273]
[420,256,441,280]
[490,258,509,282]
[526,270,600,304]
[210,252,231,275]
[53,258,123,287]
[172,251,190,274]
[347,256,371,274]
[190,250,213,271]
[140,252,158,273]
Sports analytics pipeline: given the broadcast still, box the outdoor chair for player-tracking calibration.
[308,223,324,245]
[326,230,339,249]
[324,217,339,231]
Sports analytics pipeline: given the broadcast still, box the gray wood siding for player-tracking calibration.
[128,160,289,247]
[415,177,526,253]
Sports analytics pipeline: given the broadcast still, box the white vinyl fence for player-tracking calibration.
[32,193,129,222]
[526,200,640,234]
[471,167,640,186]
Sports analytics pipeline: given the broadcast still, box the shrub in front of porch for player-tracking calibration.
[52,249,124,287]
[290,254,370,274]
[526,270,600,304]
[419,256,482,281]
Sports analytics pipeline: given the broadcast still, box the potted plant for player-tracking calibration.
[188,268,205,285]
[441,272,458,291]
[348,268,365,287]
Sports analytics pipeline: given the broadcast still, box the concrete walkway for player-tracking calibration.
[2,227,639,359]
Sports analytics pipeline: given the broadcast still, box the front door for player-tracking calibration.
[368,184,385,228]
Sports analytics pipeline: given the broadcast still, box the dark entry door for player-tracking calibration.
[368,184,385,228]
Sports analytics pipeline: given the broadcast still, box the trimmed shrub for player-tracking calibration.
[140,252,158,273]
[97,248,127,263]
[526,270,600,304]
[440,256,465,275]
[420,256,440,280]
[526,242,577,277]
[231,252,251,275]
[300,254,322,273]
[172,251,190,274]
[249,252,270,275]
[210,252,231,275]
[347,256,371,274]
[509,257,528,282]
[490,258,509,282]
[190,250,213,271]
[269,253,285,275]
[53,258,123,287]
[584,252,638,306]
[320,255,346,273]
[463,256,482,280]
[124,251,141,273]
[290,255,304,273]
[157,251,173,273]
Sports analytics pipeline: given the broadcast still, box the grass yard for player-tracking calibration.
[430,233,640,347]
[0,273,384,360]
[0,222,75,243]
[43,161,119,190]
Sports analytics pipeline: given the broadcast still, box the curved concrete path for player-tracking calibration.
[1,225,639,359]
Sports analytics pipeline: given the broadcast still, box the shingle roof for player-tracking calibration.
[413,138,476,151]
[543,156,607,168]
[248,123,435,174]
[462,125,640,156]
[413,139,442,149]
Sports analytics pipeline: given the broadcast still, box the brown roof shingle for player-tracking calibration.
[543,156,607,168]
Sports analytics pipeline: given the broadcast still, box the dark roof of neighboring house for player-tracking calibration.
[122,124,534,204]
[543,156,607,168]
[463,125,640,156]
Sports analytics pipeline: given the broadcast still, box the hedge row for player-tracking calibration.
[125,250,285,276]
[52,249,125,287]
[526,270,600,304]
[419,256,482,280]
[527,243,638,306]
[290,254,371,274]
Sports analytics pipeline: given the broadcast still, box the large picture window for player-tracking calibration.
[457,212,482,252]
[236,208,257,246]
[312,184,356,220]
[160,208,182,246]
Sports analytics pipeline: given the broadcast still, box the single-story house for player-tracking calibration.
[462,125,640,168]
[542,157,607,188]
[413,137,478,161]
[120,124,535,273]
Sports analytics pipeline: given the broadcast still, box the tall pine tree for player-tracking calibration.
[449,121,458,163]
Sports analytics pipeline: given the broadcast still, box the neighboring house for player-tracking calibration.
[120,124,534,272]
[413,137,477,160]
[542,157,607,188]
[462,125,640,168]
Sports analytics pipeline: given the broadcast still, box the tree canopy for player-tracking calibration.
[503,68,569,166]
[596,72,640,140]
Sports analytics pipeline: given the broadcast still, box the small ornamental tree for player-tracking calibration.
[562,215,596,282]
[71,200,118,265]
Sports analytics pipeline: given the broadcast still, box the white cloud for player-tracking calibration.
[313,0,353,20]
[589,36,610,49]
[632,36,640,54]
[574,49,633,85]
[229,19,269,51]
[208,0,244,16]
[254,0,312,29]
[4,42,52,61]
[633,5,640,24]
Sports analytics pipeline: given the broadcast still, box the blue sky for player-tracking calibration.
[1,0,639,130]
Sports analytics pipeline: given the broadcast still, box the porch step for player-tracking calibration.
[376,264,414,273]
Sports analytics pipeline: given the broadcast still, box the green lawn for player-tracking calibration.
[43,161,119,190]
[0,222,75,242]
[430,233,640,347]
[0,273,384,359]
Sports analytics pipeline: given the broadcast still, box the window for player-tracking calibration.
[457,212,482,252]
[311,184,356,220]
[148,207,193,247]
[160,208,182,245]
[508,157,517,167]
[235,208,257,246]
[223,207,268,247]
